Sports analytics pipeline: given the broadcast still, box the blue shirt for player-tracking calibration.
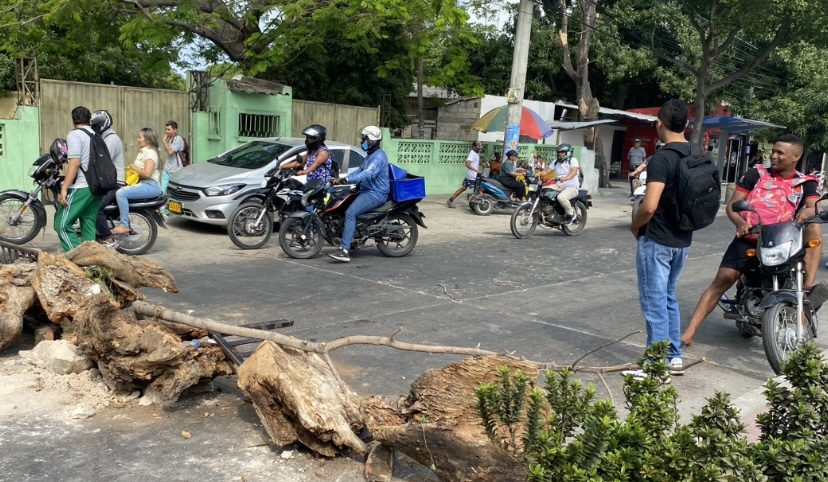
[348,149,390,201]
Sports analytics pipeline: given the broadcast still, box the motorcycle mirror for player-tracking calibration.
[731,200,750,213]
[264,167,278,178]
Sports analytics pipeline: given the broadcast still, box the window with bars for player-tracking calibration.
[238,113,280,138]
[0,123,5,158]
[207,106,221,139]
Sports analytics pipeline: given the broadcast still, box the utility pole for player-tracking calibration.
[502,0,534,157]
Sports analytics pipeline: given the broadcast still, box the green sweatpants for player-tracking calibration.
[54,187,101,252]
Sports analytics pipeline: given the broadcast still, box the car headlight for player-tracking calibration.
[760,241,792,266]
[204,184,246,196]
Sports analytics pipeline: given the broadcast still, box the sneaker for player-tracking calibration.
[446,199,456,208]
[621,369,647,381]
[328,247,350,262]
[668,358,684,376]
[103,239,120,250]
[563,214,574,225]
[808,281,828,312]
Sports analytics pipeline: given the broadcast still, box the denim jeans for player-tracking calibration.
[116,180,161,225]
[340,193,386,250]
[636,236,689,360]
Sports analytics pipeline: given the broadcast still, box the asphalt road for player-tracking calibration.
[4,188,827,481]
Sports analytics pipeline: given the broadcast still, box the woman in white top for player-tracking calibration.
[111,128,163,234]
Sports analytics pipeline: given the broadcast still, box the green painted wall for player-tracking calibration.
[0,106,41,192]
[191,79,293,163]
[381,129,584,195]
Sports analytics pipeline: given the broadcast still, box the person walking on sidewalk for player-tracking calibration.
[629,99,693,378]
[55,106,102,252]
[628,138,647,198]
[447,141,483,208]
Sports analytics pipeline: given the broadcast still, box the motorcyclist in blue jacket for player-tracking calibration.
[328,125,390,262]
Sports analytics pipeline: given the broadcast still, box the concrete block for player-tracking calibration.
[19,340,92,375]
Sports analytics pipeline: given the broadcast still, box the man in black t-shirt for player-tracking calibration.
[680,134,822,347]
[629,99,693,378]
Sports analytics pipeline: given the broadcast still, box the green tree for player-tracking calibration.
[608,0,828,143]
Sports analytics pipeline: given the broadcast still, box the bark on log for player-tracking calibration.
[64,242,179,293]
[0,275,37,351]
[367,356,536,482]
[237,341,368,457]
[30,250,104,323]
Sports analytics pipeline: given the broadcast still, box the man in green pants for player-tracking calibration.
[55,106,102,252]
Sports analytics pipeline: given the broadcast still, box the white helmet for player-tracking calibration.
[360,125,382,141]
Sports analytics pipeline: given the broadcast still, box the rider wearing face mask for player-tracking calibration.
[280,124,333,183]
[328,126,391,263]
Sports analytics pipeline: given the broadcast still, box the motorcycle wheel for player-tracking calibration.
[761,301,815,375]
[115,211,157,256]
[228,201,272,250]
[376,214,419,257]
[510,204,538,239]
[278,217,323,259]
[472,197,494,216]
[562,202,588,236]
[0,195,42,244]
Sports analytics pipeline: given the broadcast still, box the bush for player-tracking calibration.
[477,342,828,481]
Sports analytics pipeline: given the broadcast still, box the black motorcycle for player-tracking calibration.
[0,149,167,255]
[719,199,828,374]
[278,180,427,259]
[227,167,305,249]
[510,176,592,238]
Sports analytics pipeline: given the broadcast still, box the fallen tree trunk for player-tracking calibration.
[0,264,37,351]
[64,242,179,294]
[238,341,367,457]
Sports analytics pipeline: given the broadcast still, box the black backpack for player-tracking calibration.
[664,144,721,232]
[78,128,119,196]
[329,158,340,180]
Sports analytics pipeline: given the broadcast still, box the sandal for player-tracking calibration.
[111,226,131,235]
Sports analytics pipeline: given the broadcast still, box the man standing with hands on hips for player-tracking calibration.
[161,120,185,215]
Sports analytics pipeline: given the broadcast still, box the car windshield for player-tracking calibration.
[208,141,292,169]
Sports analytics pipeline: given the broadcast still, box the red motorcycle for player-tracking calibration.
[277,180,426,259]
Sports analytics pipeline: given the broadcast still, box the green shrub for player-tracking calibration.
[477,342,828,481]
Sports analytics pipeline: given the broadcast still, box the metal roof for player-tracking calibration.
[556,103,658,122]
[548,119,618,130]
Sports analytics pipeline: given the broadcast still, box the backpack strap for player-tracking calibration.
[76,128,95,173]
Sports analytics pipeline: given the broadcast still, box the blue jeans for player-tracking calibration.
[116,180,161,225]
[340,193,386,251]
[636,236,688,360]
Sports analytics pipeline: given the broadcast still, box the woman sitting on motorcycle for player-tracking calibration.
[498,150,527,202]
[279,124,334,183]
[111,128,162,235]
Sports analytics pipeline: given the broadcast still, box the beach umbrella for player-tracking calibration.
[470,105,554,139]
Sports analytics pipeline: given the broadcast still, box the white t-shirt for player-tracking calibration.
[66,126,95,189]
[465,151,480,180]
[554,157,580,189]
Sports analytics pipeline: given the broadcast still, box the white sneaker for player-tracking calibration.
[668,358,684,376]
[328,247,350,262]
[621,369,647,381]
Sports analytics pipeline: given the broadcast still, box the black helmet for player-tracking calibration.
[505,149,518,158]
[302,124,327,152]
[50,138,68,164]
[90,110,113,135]
[556,143,573,162]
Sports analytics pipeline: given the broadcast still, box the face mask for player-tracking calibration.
[361,141,370,151]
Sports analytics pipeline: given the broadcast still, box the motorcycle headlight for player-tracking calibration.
[760,241,793,266]
[204,184,246,196]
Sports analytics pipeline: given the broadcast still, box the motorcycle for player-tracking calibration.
[510,176,592,238]
[720,198,828,374]
[227,167,305,249]
[468,173,527,216]
[278,180,427,259]
[631,170,647,221]
[0,150,167,256]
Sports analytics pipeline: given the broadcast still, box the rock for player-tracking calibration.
[34,323,60,345]
[280,450,294,460]
[71,404,96,419]
[138,396,154,406]
[365,443,394,482]
[88,368,101,380]
[20,340,92,375]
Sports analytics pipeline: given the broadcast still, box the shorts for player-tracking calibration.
[461,178,475,189]
[720,237,759,272]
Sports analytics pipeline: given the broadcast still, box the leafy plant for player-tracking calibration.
[478,341,828,481]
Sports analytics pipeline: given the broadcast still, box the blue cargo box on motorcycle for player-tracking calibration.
[389,164,426,202]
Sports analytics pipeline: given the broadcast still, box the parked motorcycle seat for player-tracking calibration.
[357,201,395,222]
[482,178,514,196]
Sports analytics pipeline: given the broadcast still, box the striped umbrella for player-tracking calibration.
[471,105,554,139]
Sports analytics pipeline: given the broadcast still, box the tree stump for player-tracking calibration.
[237,341,368,457]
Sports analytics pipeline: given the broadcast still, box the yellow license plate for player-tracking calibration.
[168,201,182,214]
